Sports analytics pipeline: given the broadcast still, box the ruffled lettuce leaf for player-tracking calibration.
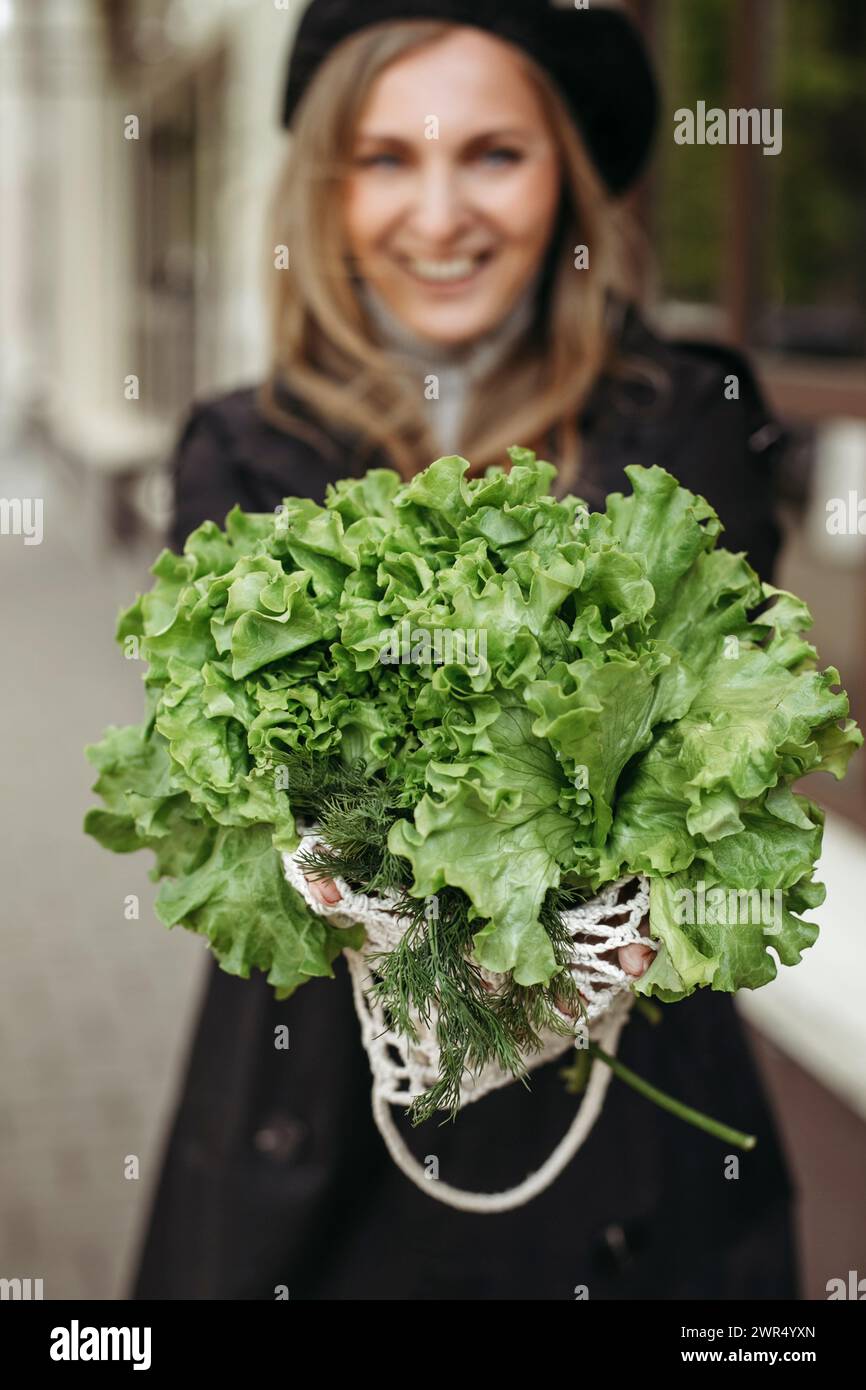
[85,452,862,999]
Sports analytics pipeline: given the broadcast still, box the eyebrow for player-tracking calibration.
[353,127,533,145]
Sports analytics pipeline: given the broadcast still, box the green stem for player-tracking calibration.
[634,996,663,1026]
[589,1042,757,1152]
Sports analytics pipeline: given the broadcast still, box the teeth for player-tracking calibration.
[408,256,480,282]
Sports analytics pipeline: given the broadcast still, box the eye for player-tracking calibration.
[355,151,403,170]
[480,146,523,166]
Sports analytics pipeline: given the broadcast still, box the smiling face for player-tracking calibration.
[342,26,563,346]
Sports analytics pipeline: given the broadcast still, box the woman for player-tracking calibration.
[131,2,796,1300]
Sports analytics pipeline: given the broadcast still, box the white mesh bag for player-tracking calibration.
[284,834,653,1212]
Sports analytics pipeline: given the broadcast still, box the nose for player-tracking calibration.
[408,159,470,243]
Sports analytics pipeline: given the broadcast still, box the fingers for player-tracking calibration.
[306,874,342,907]
[617,942,655,977]
[305,877,653,979]
[553,986,587,1020]
[617,910,654,977]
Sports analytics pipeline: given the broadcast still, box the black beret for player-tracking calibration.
[280,0,658,197]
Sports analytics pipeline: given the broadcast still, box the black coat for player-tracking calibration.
[130,305,799,1301]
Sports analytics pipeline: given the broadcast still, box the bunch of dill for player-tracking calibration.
[275,750,586,1124]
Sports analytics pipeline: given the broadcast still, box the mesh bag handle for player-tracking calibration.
[284,840,651,1211]
[358,971,632,1214]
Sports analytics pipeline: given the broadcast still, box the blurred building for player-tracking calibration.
[1,0,296,533]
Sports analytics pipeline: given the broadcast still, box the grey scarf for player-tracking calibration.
[358,273,540,457]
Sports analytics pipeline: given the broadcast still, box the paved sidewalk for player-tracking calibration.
[0,437,203,1299]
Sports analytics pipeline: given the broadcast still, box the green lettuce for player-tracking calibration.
[85,454,861,1000]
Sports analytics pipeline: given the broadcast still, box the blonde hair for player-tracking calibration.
[259,19,652,491]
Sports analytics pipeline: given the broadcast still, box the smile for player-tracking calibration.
[401,252,492,285]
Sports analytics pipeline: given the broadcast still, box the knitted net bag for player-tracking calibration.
[283,835,653,1212]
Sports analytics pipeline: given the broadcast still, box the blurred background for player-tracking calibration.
[0,0,864,1299]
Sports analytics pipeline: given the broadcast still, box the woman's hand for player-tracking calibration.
[305,874,655,980]
[617,914,655,978]
[307,874,343,908]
